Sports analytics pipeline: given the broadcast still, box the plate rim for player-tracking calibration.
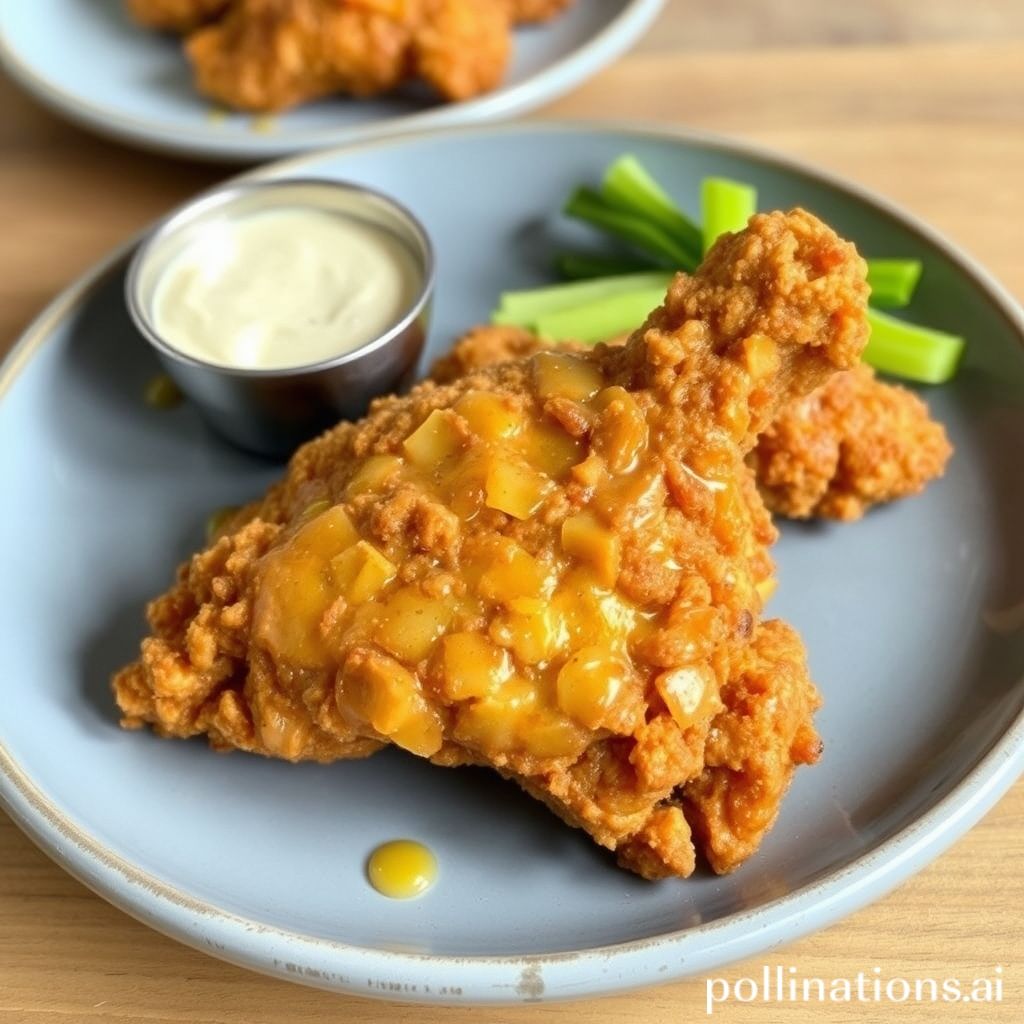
[1,120,1022,1004]
[0,0,666,162]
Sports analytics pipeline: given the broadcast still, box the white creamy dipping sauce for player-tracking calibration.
[152,207,422,370]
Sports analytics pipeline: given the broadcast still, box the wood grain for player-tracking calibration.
[1,2,1022,1021]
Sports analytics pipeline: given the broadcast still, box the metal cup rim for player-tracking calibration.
[124,177,436,381]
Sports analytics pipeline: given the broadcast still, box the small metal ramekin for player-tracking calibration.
[126,178,434,458]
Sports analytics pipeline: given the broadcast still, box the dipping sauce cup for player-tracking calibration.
[126,179,434,457]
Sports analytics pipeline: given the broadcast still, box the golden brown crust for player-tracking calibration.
[179,0,572,112]
[186,0,421,112]
[751,363,953,520]
[682,619,823,873]
[435,326,951,524]
[505,0,575,23]
[412,0,511,101]
[126,0,230,33]
[113,210,867,878]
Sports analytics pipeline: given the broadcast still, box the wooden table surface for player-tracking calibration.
[1,3,1022,1021]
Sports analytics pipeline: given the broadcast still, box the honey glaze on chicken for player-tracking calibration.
[114,209,869,879]
[254,350,753,769]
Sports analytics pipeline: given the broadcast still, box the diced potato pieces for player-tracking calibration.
[561,512,621,587]
[453,698,519,754]
[478,541,549,604]
[739,333,780,381]
[251,505,361,666]
[592,386,648,474]
[455,391,523,441]
[655,665,718,730]
[532,352,604,402]
[390,711,446,759]
[340,654,444,757]
[484,457,551,519]
[296,504,360,553]
[329,541,396,605]
[518,421,584,479]
[441,633,510,701]
[520,712,590,759]
[376,586,454,663]
[403,409,464,471]
[346,454,402,497]
[556,646,631,730]
[713,479,747,551]
[256,696,310,760]
[591,468,667,528]
[489,604,566,665]
[552,569,639,650]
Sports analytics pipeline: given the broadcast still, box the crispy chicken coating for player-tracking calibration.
[114,210,868,878]
[751,362,953,520]
[412,0,511,101]
[126,0,230,33]
[186,0,421,112]
[183,0,529,111]
[434,332,951,522]
[505,0,575,23]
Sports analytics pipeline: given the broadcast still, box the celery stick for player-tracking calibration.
[601,155,703,267]
[556,251,656,280]
[564,188,696,269]
[701,177,758,254]
[534,287,667,344]
[864,309,964,384]
[493,271,672,325]
[866,259,923,308]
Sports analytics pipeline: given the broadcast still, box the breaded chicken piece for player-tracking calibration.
[185,0,515,111]
[506,0,575,23]
[751,363,952,520]
[114,210,868,878]
[681,618,823,873]
[433,331,951,521]
[126,0,230,33]
[412,0,511,101]
[186,0,421,112]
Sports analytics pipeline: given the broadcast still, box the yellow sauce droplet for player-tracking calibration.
[207,107,228,125]
[251,114,277,135]
[367,840,437,900]
[144,373,183,410]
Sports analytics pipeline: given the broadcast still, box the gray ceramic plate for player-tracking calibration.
[0,0,663,162]
[1,124,1023,1005]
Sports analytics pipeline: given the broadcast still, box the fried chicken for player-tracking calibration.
[126,0,230,33]
[186,0,421,111]
[114,210,868,878]
[506,0,575,23]
[751,362,952,520]
[183,0,526,111]
[433,329,951,522]
[412,0,511,102]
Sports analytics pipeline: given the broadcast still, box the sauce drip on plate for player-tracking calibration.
[367,840,437,900]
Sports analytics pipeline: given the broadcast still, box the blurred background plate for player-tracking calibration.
[0,0,664,162]
[0,123,1022,1003]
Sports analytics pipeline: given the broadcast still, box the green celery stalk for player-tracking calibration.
[564,187,696,269]
[701,177,758,254]
[866,259,923,308]
[493,271,672,325]
[556,251,657,280]
[534,287,667,344]
[864,309,964,384]
[600,154,703,268]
